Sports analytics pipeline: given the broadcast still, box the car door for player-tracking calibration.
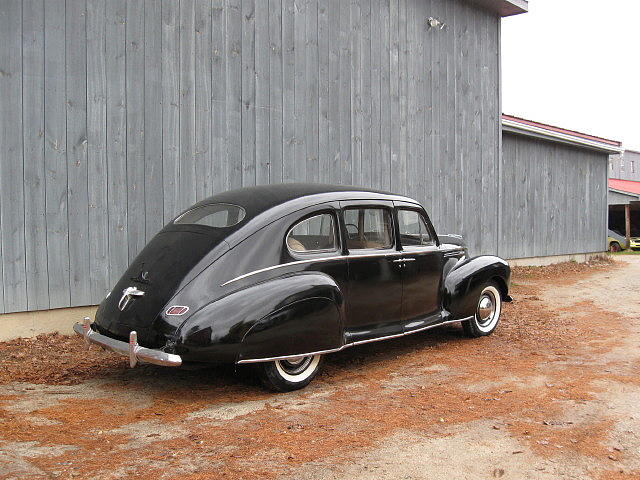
[395,203,444,332]
[341,201,404,342]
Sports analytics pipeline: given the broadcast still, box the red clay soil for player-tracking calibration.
[0,257,637,480]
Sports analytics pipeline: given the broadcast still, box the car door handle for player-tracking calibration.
[391,258,416,263]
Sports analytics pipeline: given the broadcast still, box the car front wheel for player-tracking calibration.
[462,282,502,338]
[609,242,622,253]
[258,354,323,392]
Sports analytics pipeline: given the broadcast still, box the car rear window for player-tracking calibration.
[174,204,246,228]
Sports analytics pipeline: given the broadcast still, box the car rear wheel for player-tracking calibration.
[609,242,622,253]
[462,282,502,338]
[258,354,323,392]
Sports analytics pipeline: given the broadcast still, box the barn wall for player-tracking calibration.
[0,0,501,314]
[499,132,609,259]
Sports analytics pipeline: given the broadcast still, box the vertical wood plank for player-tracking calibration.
[481,13,499,254]
[405,0,416,199]
[422,0,434,215]
[389,0,400,191]
[281,0,295,183]
[0,0,26,312]
[195,0,212,198]
[87,0,110,301]
[144,0,164,238]
[317,0,329,184]
[443,0,456,235]
[268,0,283,183]
[162,0,180,220]
[293,0,307,182]
[105,0,129,285]
[22,0,49,310]
[500,134,514,257]
[467,6,482,253]
[459,1,472,249]
[44,0,71,308]
[338,0,352,185]
[241,0,256,186]
[226,0,242,188]
[360,0,372,188]
[306,0,319,182]
[379,0,391,190]
[430,0,443,228]
[350,0,362,186]
[179,0,196,208]
[211,0,227,194]
[66,0,91,304]
[255,0,270,185]
[126,0,146,260]
[327,0,340,185]
[397,0,407,195]
[370,0,381,189]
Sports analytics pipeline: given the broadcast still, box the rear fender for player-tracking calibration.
[239,296,343,362]
[175,272,344,363]
[443,256,511,320]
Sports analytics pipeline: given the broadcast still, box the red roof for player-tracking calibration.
[502,114,622,148]
[609,178,640,196]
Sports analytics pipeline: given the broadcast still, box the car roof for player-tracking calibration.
[192,183,419,217]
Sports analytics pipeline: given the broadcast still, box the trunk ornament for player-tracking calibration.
[118,286,145,311]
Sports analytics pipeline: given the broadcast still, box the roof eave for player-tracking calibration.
[502,119,623,155]
[609,188,640,201]
[469,0,528,17]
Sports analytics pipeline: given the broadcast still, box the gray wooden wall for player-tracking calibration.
[499,133,608,259]
[0,0,502,314]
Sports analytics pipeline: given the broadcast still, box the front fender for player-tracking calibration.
[175,272,344,363]
[443,255,511,320]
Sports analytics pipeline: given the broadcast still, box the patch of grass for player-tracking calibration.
[611,249,640,255]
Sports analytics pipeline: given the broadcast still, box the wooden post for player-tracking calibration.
[625,204,632,249]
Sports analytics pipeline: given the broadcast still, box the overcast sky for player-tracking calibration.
[502,0,640,150]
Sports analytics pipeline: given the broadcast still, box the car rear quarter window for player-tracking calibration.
[286,213,338,253]
[344,208,394,250]
[174,204,246,228]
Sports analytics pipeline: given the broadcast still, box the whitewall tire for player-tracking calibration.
[258,354,323,392]
[462,283,502,338]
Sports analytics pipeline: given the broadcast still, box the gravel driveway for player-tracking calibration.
[1,257,639,480]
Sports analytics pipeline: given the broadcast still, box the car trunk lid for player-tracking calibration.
[94,227,229,348]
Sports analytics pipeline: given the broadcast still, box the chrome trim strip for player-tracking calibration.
[220,251,405,287]
[237,346,349,364]
[236,317,473,364]
[220,256,345,286]
[73,322,182,367]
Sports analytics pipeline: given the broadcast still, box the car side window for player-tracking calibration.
[286,213,338,253]
[398,209,434,247]
[343,208,394,250]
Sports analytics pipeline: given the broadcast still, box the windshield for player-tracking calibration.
[174,203,246,228]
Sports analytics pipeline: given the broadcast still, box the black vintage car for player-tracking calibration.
[75,184,511,391]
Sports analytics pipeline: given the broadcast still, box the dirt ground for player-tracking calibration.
[1,256,640,480]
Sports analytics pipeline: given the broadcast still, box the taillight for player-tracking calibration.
[166,306,189,316]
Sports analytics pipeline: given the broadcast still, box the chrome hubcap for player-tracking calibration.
[277,356,313,375]
[477,292,496,326]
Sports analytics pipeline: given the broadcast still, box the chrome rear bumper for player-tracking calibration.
[73,317,182,368]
